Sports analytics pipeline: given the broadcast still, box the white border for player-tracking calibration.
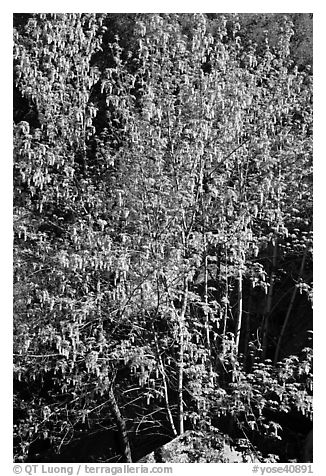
[7,1,322,13]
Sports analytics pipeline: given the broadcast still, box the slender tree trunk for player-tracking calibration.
[222,245,229,338]
[262,241,277,360]
[234,266,243,354]
[152,325,178,436]
[274,246,308,364]
[243,288,253,370]
[204,239,211,354]
[107,386,132,462]
[178,330,184,435]
[177,276,188,435]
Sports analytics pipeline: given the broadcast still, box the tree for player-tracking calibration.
[14,13,312,463]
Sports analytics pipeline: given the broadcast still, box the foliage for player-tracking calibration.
[13,13,312,463]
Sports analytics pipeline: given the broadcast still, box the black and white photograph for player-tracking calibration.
[12,6,315,468]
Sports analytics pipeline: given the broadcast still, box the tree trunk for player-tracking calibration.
[204,241,211,354]
[177,277,189,435]
[178,331,184,435]
[234,266,243,354]
[262,241,277,360]
[222,245,229,338]
[243,287,252,365]
[152,325,178,436]
[274,246,308,364]
[107,386,132,463]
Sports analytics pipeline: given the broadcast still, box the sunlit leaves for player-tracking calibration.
[14,13,312,461]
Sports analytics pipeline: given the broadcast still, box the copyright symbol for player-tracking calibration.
[13,466,22,474]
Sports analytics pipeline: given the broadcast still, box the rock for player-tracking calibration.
[138,429,260,463]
